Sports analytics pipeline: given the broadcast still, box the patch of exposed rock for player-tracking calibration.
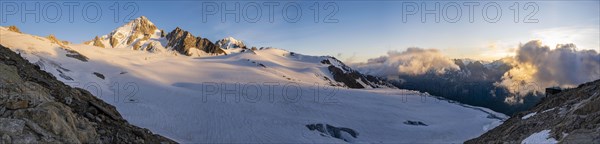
[7,26,21,34]
[109,37,118,48]
[85,36,105,48]
[321,57,394,89]
[63,48,89,62]
[0,45,175,143]
[43,34,88,62]
[306,123,359,142]
[46,34,70,48]
[403,120,428,126]
[92,72,105,80]
[466,79,600,143]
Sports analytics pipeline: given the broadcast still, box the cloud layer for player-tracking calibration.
[351,40,599,104]
[496,40,600,103]
[352,48,460,77]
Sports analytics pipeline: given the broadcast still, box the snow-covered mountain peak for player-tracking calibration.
[216,36,246,49]
[83,16,231,56]
[107,16,160,46]
[121,15,154,27]
[85,16,166,52]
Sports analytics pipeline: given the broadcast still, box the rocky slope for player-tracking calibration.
[0,45,175,143]
[466,79,600,143]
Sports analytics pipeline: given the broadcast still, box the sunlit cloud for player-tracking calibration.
[472,26,599,61]
[530,26,600,51]
[496,40,600,104]
[351,48,460,77]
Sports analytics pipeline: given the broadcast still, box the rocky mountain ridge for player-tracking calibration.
[321,56,393,88]
[85,16,231,56]
[165,27,225,56]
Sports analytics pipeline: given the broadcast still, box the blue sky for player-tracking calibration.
[1,1,599,62]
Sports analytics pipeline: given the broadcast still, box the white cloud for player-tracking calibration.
[351,48,460,77]
[496,40,600,104]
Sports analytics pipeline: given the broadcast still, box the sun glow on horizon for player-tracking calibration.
[531,26,600,51]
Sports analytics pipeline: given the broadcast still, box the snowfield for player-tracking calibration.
[1,27,506,143]
[522,112,537,120]
[521,130,558,144]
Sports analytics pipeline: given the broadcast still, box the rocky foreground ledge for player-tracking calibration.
[0,45,176,143]
[467,79,600,143]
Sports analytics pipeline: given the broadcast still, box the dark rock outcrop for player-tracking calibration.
[165,27,195,54]
[92,72,105,80]
[0,45,175,143]
[44,34,89,62]
[322,57,394,89]
[306,123,359,142]
[328,65,369,88]
[197,37,224,54]
[109,36,118,48]
[403,120,428,126]
[63,49,89,62]
[165,27,225,56]
[467,79,600,143]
